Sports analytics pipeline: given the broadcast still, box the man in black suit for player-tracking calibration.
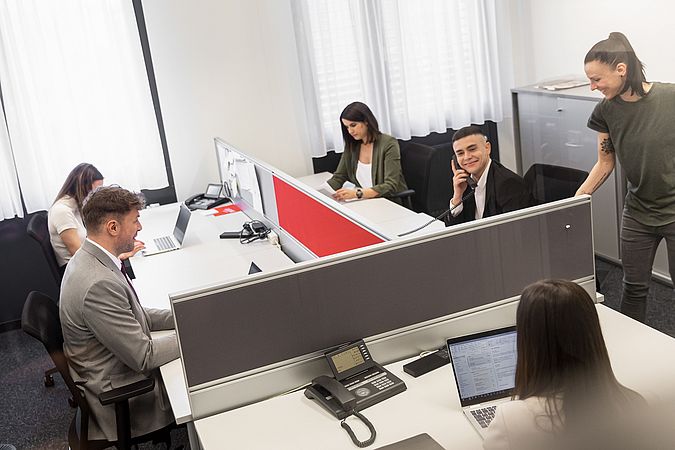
[446,126,533,225]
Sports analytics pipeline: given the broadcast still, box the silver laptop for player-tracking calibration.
[446,326,517,439]
[142,204,192,256]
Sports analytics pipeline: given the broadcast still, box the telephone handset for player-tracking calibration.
[398,155,480,236]
[452,154,478,190]
[185,183,230,211]
[304,340,406,447]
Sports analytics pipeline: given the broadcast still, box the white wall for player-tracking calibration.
[142,0,312,201]
[524,0,675,83]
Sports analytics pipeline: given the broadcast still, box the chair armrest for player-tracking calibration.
[385,188,415,199]
[98,378,155,406]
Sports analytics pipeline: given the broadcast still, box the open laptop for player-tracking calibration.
[142,204,192,256]
[446,326,517,439]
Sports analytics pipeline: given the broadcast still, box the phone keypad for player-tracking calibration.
[372,377,395,390]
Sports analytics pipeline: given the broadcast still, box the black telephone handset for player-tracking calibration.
[185,183,230,211]
[452,154,478,190]
[305,375,356,414]
[304,340,406,447]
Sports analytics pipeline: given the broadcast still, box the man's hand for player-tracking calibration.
[119,240,145,260]
[451,159,470,206]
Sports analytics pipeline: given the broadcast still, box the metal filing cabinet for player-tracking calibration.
[512,84,671,283]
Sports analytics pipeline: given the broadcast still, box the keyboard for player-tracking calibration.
[154,236,176,251]
[470,405,497,428]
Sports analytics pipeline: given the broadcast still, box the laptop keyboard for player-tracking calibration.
[470,405,497,428]
[154,236,176,251]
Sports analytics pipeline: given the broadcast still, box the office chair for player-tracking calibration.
[26,211,63,387]
[523,163,589,205]
[385,188,416,210]
[21,291,172,450]
[398,141,453,216]
[26,211,63,288]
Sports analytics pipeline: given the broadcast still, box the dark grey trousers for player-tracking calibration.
[620,211,675,322]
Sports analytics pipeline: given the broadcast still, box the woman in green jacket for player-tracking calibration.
[327,102,407,201]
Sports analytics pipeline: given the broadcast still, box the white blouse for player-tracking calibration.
[355,161,373,189]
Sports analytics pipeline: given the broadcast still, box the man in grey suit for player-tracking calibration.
[60,186,179,441]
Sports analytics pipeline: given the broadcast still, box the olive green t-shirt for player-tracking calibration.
[588,82,675,226]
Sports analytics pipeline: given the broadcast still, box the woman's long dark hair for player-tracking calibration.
[339,102,382,152]
[54,163,103,211]
[514,279,643,432]
[584,32,647,97]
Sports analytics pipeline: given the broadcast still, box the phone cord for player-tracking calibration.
[340,410,376,448]
[398,188,476,237]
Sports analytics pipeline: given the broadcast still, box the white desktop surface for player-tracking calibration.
[194,305,675,449]
[131,204,293,310]
[133,203,297,426]
[298,172,444,237]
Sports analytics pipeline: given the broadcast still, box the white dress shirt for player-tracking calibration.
[451,159,492,219]
[87,238,122,272]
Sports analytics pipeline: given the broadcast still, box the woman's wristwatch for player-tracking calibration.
[356,188,363,199]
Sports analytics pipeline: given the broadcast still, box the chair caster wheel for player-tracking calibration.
[45,375,55,387]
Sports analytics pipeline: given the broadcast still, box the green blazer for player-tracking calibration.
[327,133,408,197]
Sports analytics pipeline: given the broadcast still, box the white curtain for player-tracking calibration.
[292,0,507,157]
[0,0,167,214]
[0,105,22,220]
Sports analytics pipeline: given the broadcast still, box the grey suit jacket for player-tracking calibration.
[60,239,179,441]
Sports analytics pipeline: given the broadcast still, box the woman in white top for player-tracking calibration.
[48,163,104,268]
[49,163,144,269]
[483,280,646,450]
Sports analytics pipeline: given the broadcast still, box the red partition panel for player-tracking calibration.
[273,176,385,257]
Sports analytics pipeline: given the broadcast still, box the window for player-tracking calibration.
[292,0,507,157]
[0,0,168,219]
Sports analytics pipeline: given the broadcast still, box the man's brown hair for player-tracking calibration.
[82,186,145,232]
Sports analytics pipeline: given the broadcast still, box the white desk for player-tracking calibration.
[298,172,445,237]
[132,204,293,309]
[132,203,296,446]
[194,305,675,449]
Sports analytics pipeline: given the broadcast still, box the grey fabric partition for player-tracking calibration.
[173,201,593,390]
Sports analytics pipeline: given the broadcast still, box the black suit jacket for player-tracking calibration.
[446,160,534,226]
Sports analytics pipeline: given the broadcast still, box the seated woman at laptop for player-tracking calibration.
[483,279,646,449]
[327,102,408,202]
[48,163,142,270]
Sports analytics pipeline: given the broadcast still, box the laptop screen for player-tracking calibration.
[446,326,517,407]
[173,204,192,245]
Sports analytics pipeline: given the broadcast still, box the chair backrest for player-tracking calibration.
[21,291,91,442]
[399,141,453,216]
[26,211,63,287]
[523,163,589,205]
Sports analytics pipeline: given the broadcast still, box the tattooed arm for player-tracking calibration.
[575,132,616,196]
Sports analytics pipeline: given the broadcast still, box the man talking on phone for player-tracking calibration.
[446,126,533,226]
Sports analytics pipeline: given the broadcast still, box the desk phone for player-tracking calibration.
[305,340,406,420]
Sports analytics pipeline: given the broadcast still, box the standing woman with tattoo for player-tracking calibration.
[577,32,675,322]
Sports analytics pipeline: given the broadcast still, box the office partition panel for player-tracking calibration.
[273,176,385,256]
[172,198,594,418]
[214,138,388,261]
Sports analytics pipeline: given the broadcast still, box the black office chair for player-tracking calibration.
[21,291,172,450]
[398,141,453,217]
[523,163,589,205]
[26,211,63,387]
[26,211,63,288]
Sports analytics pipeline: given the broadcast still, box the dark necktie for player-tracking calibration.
[120,262,139,302]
